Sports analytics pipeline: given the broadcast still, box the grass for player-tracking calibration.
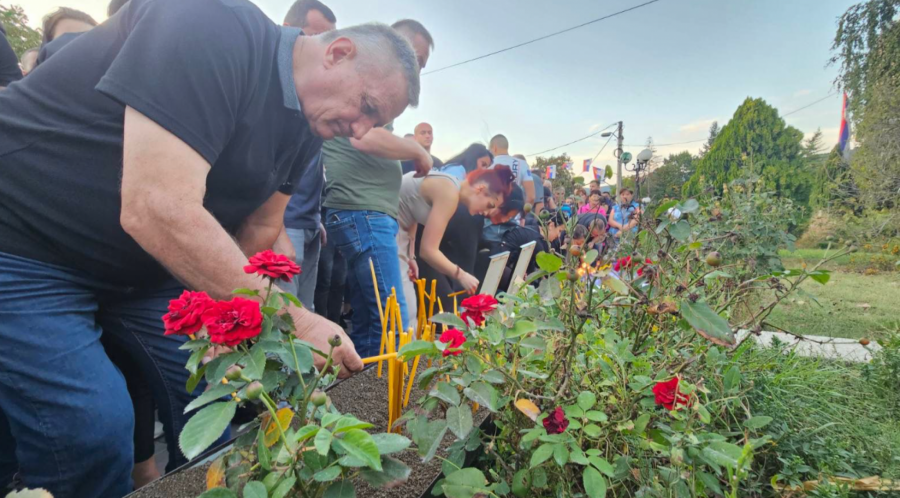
[763,250,900,340]
[780,248,899,273]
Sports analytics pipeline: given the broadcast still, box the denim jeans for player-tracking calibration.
[285,227,321,311]
[0,252,228,498]
[325,210,408,357]
[315,235,347,325]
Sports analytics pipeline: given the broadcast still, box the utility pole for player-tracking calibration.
[615,121,624,194]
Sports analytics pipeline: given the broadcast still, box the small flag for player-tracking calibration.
[838,92,851,161]
[582,159,592,172]
[561,162,572,171]
[592,166,603,181]
[545,165,557,179]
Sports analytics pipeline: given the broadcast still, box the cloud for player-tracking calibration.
[588,123,603,132]
[679,118,718,134]
[794,89,812,98]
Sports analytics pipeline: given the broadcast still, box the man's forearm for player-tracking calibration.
[124,203,267,300]
[350,128,428,162]
[236,221,283,257]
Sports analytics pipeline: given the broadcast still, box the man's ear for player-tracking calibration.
[324,37,357,68]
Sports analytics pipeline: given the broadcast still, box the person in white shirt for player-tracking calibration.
[489,134,535,205]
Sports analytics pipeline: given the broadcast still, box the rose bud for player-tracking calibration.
[328,334,342,348]
[522,203,533,214]
[567,270,579,282]
[311,391,328,407]
[245,381,264,400]
[224,365,243,382]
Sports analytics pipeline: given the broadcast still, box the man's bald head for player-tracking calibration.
[284,0,336,35]
[489,134,509,156]
[414,122,433,152]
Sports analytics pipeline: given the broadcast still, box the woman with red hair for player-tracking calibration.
[397,166,514,314]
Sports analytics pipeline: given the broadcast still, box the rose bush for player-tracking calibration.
[395,195,843,498]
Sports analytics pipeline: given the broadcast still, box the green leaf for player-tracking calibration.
[446,405,474,439]
[315,428,333,456]
[583,424,603,438]
[577,391,597,411]
[431,313,466,330]
[724,365,742,391]
[179,338,209,351]
[337,429,382,471]
[463,382,501,412]
[552,443,569,466]
[322,480,355,498]
[655,199,679,218]
[744,416,773,430]
[243,345,267,381]
[271,476,297,498]
[679,198,699,214]
[205,352,241,385]
[601,276,628,295]
[186,364,207,393]
[698,472,723,495]
[232,288,260,297]
[314,466,342,482]
[588,456,615,477]
[585,411,608,423]
[198,489,238,498]
[179,401,236,460]
[535,251,563,272]
[279,291,303,308]
[519,337,546,350]
[431,382,461,406]
[333,416,374,434]
[535,317,566,331]
[242,481,267,498]
[668,220,691,242]
[481,370,506,384]
[398,340,438,360]
[360,456,411,489]
[257,429,271,471]
[697,404,711,424]
[410,417,448,461]
[442,468,490,498]
[583,466,608,498]
[512,469,531,497]
[530,443,554,468]
[371,433,411,455]
[808,270,831,285]
[506,320,537,339]
[680,300,735,346]
[701,441,743,469]
[293,425,319,444]
[632,413,651,435]
[183,382,234,414]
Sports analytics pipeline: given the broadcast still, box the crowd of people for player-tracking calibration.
[0,1,642,497]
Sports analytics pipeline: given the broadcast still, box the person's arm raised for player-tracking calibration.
[120,107,362,375]
[349,128,432,176]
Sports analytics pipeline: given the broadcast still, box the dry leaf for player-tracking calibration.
[206,455,227,490]
[514,398,540,422]
[263,407,295,447]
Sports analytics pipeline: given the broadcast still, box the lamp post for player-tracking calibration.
[601,121,624,194]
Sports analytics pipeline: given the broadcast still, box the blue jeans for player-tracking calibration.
[285,227,321,311]
[325,210,408,357]
[0,252,227,498]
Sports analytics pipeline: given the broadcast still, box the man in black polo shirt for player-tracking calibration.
[0,0,420,495]
[0,25,22,88]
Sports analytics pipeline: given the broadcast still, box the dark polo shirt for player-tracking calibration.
[0,0,322,286]
[0,25,22,87]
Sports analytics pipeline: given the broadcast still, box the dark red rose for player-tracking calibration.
[652,377,691,411]
[439,328,466,357]
[202,298,263,347]
[243,250,301,282]
[461,310,486,327]
[542,406,569,434]
[460,294,498,328]
[636,258,654,277]
[162,291,213,336]
[614,256,633,272]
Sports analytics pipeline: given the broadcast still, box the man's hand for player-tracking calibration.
[319,223,327,247]
[349,127,431,176]
[413,150,433,178]
[273,229,296,261]
[289,306,362,378]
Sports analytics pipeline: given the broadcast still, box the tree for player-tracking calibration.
[0,5,42,58]
[809,144,861,212]
[698,121,720,157]
[852,80,900,209]
[802,128,825,158]
[830,0,900,125]
[645,151,696,202]
[682,97,812,207]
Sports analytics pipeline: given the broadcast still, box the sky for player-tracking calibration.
[20,0,854,183]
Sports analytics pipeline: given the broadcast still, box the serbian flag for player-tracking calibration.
[838,92,851,160]
[561,162,571,171]
[592,166,603,181]
[545,165,557,179]
[583,158,592,172]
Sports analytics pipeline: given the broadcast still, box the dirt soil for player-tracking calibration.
[132,365,486,498]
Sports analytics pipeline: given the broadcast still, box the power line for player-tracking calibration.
[590,133,616,163]
[782,91,839,117]
[422,0,663,76]
[526,122,618,157]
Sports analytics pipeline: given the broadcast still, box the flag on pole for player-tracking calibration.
[561,162,571,171]
[838,92,851,161]
[592,166,603,181]
[582,158,592,172]
[545,165,557,179]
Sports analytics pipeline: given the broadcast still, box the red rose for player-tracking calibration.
[460,294,498,327]
[614,256,633,272]
[636,258,654,277]
[542,406,569,434]
[652,377,691,411]
[162,291,213,336]
[243,250,301,282]
[439,328,466,357]
[202,298,263,347]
